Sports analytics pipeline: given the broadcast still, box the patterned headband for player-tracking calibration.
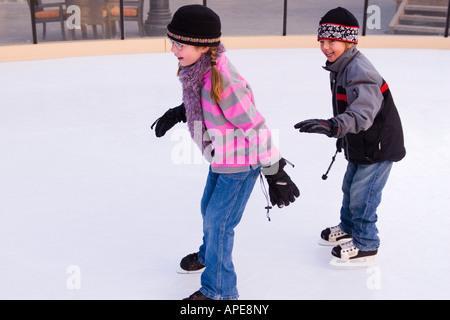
[317,23,359,43]
[167,31,221,46]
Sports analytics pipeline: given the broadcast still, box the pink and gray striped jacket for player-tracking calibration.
[201,54,280,173]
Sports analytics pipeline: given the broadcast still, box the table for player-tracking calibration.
[65,0,111,39]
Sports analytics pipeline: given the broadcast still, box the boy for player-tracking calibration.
[295,7,405,263]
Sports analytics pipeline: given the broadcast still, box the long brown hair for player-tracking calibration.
[208,46,223,105]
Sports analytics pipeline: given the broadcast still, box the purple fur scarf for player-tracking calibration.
[178,44,225,158]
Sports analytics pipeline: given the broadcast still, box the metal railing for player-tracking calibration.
[203,0,449,38]
[446,0,450,37]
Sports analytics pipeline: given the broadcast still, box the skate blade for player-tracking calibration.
[318,238,352,246]
[176,266,205,274]
[329,256,377,268]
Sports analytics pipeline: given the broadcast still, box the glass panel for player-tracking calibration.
[287,0,376,35]
[388,0,449,36]
[0,0,34,45]
[0,0,449,46]
[65,0,110,40]
[117,0,202,39]
[207,0,285,36]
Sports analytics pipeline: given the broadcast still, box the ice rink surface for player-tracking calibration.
[0,47,449,299]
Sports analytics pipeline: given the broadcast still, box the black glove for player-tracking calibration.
[151,103,187,137]
[294,118,339,137]
[263,158,300,208]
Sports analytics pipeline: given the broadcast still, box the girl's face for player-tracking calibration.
[170,39,209,67]
[319,39,353,63]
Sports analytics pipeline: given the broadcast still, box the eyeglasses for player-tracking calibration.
[168,38,184,50]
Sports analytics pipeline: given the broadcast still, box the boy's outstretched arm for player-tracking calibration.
[294,118,339,138]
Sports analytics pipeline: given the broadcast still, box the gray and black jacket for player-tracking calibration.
[325,46,406,164]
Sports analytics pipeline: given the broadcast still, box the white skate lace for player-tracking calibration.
[329,225,348,240]
[329,225,342,233]
[340,240,356,250]
[339,240,359,259]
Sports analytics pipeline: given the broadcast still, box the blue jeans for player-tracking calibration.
[339,161,393,251]
[198,166,260,300]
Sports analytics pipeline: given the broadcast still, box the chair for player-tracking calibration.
[26,0,67,41]
[66,0,108,39]
[106,0,145,37]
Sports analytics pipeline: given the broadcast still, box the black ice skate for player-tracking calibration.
[330,240,378,267]
[318,225,352,246]
[183,290,212,300]
[177,252,205,274]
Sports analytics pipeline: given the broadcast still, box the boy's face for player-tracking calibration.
[319,39,353,63]
[170,40,209,67]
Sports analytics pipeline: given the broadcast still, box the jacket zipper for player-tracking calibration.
[331,74,350,161]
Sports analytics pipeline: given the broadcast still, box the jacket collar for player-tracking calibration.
[323,45,359,74]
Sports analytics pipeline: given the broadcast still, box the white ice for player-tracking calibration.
[0,47,449,300]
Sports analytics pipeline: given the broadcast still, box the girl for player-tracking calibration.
[295,7,405,264]
[152,5,299,299]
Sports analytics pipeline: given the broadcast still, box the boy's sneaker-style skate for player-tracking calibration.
[177,252,205,274]
[318,225,352,246]
[330,240,378,267]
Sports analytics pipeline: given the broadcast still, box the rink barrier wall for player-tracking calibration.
[0,35,449,62]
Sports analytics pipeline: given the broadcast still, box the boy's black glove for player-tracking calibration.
[263,158,300,208]
[151,103,187,137]
[294,118,339,138]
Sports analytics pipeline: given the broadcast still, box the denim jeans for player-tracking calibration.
[339,161,393,251]
[198,165,260,300]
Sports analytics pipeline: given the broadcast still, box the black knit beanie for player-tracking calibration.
[167,5,221,47]
[318,7,359,44]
